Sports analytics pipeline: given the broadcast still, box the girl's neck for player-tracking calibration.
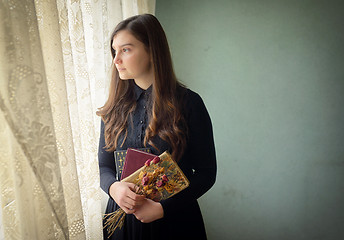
[134,79,152,90]
[134,67,154,90]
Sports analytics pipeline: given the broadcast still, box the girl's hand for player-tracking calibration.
[133,198,164,223]
[109,182,145,214]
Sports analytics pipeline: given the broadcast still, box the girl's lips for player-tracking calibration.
[117,68,126,71]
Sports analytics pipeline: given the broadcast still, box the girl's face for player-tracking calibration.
[112,30,153,89]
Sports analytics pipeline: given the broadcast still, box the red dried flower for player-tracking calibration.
[161,174,168,183]
[152,156,160,164]
[156,180,164,187]
[142,176,149,186]
[145,159,152,167]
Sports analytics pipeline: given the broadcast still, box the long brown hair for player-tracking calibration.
[97,14,187,161]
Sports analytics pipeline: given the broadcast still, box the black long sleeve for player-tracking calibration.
[98,121,117,196]
[160,90,217,219]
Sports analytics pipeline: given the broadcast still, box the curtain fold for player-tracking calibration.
[0,0,155,239]
[0,0,72,238]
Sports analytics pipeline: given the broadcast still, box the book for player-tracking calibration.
[114,148,151,180]
[120,148,156,180]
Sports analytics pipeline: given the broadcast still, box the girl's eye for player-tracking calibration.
[123,48,129,53]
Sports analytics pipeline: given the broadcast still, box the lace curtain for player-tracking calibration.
[0,0,155,239]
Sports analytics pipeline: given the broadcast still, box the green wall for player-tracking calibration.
[156,0,344,239]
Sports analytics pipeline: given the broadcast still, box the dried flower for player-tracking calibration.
[142,176,149,186]
[152,156,160,164]
[145,159,152,167]
[156,180,164,187]
[161,174,168,183]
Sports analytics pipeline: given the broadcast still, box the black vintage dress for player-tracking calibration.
[98,80,216,240]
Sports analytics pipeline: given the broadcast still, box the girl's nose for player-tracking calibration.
[113,54,122,64]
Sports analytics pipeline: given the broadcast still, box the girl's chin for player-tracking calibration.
[118,74,131,80]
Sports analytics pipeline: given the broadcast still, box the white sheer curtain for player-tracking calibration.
[0,0,155,239]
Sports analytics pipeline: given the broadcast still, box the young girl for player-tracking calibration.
[97,14,216,240]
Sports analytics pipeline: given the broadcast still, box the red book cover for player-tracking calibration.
[120,148,157,180]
